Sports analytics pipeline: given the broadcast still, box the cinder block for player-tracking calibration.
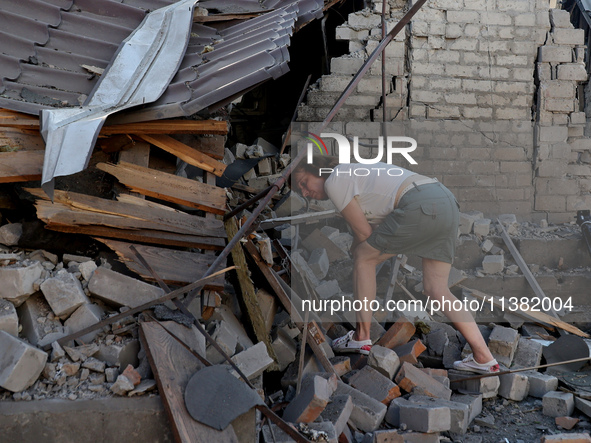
[283,374,334,423]
[552,28,585,45]
[488,325,520,367]
[526,371,559,398]
[88,267,164,308]
[0,262,43,306]
[575,397,591,418]
[498,373,530,401]
[396,362,452,400]
[230,341,274,380]
[0,330,48,392]
[0,299,18,337]
[64,303,104,345]
[550,9,573,28]
[482,255,504,274]
[473,219,491,236]
[210,305,254,351]
[543,391,575,417]
[308,248,330,280]
[334,381,387,432]
[538,46,573,63]
[451,393,483,423]
[348,365,401,405]
[512,337,543,368]
[557,63,588,81]
[368,345,400,379]
[409,395,470,434]
[399,399,451,433]
[320,394,353,435]
[448,369,500,399]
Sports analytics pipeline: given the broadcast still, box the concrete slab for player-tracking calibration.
[88,267,164,308]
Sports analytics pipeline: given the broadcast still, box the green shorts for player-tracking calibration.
[366,182,459,264]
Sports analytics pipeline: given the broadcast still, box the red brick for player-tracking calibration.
[348,366,401,405]
[555,416,580,430]
[395,362,452,400]
[122,364,141,386]
[376,317,415,349]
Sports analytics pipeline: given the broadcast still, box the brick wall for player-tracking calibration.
[298,2,591,222]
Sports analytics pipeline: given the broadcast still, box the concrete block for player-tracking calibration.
[399,399,451,433]
[575,397,591,418]
[64,303,104,345]
[334,381,387,432]
[88,267,164,308]
[550,9,573,28]
[512,337,543,368]
[552,28,585,45]
[473,219,491,236]
[482,255,504,274]
[488,325,520,367]
[525,371,559,398]
[369,430,404,442]
[320,394,353,435]
[40,270,89,319]
[95,340,140,369]
[498,373,529,401]
[291,251,320,287]
[0,262,43,306]
[230,341,274,380]
[0,223,22,246]
[206,321,237,364]
[392,339,427,365]
[0,330,47,392]
[17,293,65,346]
[557,63,588,81]
[79,260,97,282]
[402,433,440,443]
[0,299,18,337]
[541,434,591,442]
[408,395,470,434]
[316,280,341,299]
[459,212,481,234]
[348,365,401,405]
[396,362,452,400]
[450,393,482,423]
[308,248,330,280]
[368,345,400,379]
[538,46,573,63]
[384,396,407,427]
[210,305,254,352]
[272,329,297,372]
[329,356,351,377]
[543,391,575,417]
[448,369,500,399]
[283,375,334,423]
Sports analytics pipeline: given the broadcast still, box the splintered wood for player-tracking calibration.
[27,188,226,250]
[98,239,224,290]
[97,162,227,214]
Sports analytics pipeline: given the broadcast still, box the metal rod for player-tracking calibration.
[381,0,388,140]
[450,356,591,383]
[223,185,274,221]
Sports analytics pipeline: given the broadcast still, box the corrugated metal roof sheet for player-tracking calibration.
[0,0,324,121]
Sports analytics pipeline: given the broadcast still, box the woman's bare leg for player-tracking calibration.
[353,241,394,341]
[421,257,494,363]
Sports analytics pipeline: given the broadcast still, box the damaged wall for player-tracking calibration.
[298,0,591,223]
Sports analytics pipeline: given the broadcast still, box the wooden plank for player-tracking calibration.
[0,117,229,135]
[140,321,240,443]
[28,188,225,238]
[225,218,278,369]
[139,134,226,177]
[184,135,225,160]
[118,140,150,199]
[459,284,589,338]
[97,239,225,290]
[0,151,44,183]
[96,161,227,214]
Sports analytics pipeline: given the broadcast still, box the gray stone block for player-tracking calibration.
[409,395,470,434]
[0,330,47,392]
[308,248,330,280]
[88,267,164,308]
[482,255,504,274]
[368,345,400,379]
[0,299,18,337]
[206,320,238,365]
[64,303,104,345]
[272,328,297,372]
[0,262,43,306]
[399,399,451,433]
[473,219,491,236]
[230,341,274,380]
[0,223,22,246]
[95,340,140,369]
[17,292,65,345]
[348,365,401,405]
[488,325,520,367]
[543,391,575,417]
[320,394,353,435]
[498,373,529,401]
[283,375,334,423]
[334,381,387,432]
[40,270,89,318]
[450,393,482,423]
[384,397,407,427]
[448,370,499,399]
[525,371,558,398]
[316,280,341,299]
[512,337,543,368]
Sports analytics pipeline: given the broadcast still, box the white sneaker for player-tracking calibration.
[332,331,372,355]
[453,354,500,374]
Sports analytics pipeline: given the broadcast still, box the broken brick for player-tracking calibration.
[348,365,401,405]
[392,339,426,365]
[396,362,452,400]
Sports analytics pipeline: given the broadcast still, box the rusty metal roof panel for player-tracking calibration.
[0,0,324,121]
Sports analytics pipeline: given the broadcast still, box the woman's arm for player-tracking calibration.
[340,197,373,246]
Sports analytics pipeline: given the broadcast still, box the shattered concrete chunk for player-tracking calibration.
[0,261,43,306]
[0,299,18,337]
[40,270,89,318]
[0,330,48,392]
[64,303,104,345]
[0,223,22,246]
[88,267,164,308]
[230,341,274,380]
[283,375,334,423]
[110,374,135,396]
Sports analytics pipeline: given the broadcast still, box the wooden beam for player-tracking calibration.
[139,134,227,177]
[0,151,44,183]
[0,117,229,136]
[140,321,241,443]
[97,161,227,214]
[225,218,279,369]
